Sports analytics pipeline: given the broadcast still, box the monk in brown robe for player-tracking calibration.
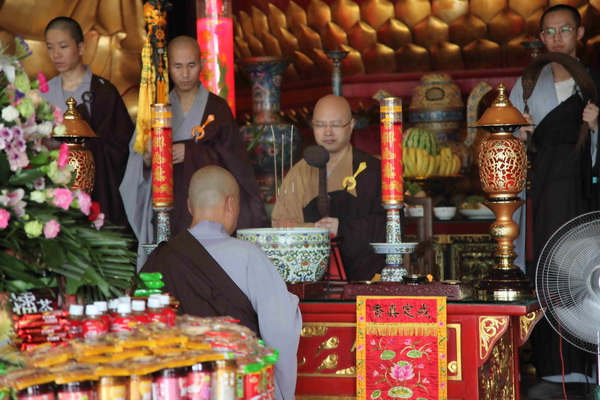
[271,95,386,281]
[141,166,301,399]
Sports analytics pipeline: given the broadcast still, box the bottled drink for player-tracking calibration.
[159,294,177,327]
[131,299,150,324]
[109,302,137,333]
[146,297,167,324]
[94,301,111,327]
[65,304,84,339]
[82,304,108,339]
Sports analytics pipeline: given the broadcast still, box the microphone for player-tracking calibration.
[303,145,330,219]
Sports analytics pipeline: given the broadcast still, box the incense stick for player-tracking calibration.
[271,126,277,204]
[290,125,294,170]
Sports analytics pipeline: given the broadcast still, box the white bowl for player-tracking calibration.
[459,207,495,220]
[406,207,424,217]
[236,227,331,282]
[433,207,457,220]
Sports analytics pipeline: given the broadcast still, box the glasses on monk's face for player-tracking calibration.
[541,26,575,37]
[312,119,353,131]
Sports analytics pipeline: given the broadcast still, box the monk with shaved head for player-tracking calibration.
[141,165,301,399]
[271,94,386,281]
[121,35,266,269]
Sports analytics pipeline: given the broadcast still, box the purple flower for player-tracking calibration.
[0,126,13,142]
[43,219,60,239]
[14,90,25,102]
[390,364,415,381]
[12,136,26,153]
[11,125,23,139]
[7,148,29,171]
[0,208,10,229]
[404,339,412,346]
[52,188,73,210]
[6,189,26,216]
[33,177,45,191]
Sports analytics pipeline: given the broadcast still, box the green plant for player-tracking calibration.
[0,37,136,301]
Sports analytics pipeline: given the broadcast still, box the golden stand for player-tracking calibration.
[473,84,535,301]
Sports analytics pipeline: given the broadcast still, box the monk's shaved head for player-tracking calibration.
[167,35,200,60]
[188,166,240,234]
[314,95,353,122]
[189,166,239,209]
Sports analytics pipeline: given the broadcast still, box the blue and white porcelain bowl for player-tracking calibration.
[236,227,331,282]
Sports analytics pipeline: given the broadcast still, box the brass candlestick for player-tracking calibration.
[474,84,535,301]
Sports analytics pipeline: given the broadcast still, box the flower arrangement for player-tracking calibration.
[0,37,136,300]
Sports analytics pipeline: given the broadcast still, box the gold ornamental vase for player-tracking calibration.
[473,84,535,301]
[52,97,97,195]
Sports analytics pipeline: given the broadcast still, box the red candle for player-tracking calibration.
[151,103,173,208]
[380,97,403,205]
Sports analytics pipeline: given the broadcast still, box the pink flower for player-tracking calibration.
[76,190,91,215]
[37,72,48,93]
[92,213,104,230]
[0,209,10,229]
[52,188,73,210]
[357,345,364,351]
[373,371,379,377]
[422,377,430,384]
[390,364,415,381]
[43,219,60,239]
[404,339,412,345]
[58,143,69,169]
[379,364,386,370]
[438,321,444,327]
[33,177,45,191]
[370,339,376,346]
[52,105,63,125]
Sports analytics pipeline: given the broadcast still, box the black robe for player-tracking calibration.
[171,93,267,236]
[303,149,387,281]
[77,75,134,228]
[528,80,600,378]
[140,230,259,334]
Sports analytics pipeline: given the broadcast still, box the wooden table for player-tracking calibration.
[296,298,541,400]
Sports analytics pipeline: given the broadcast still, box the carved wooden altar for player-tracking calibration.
[296,299,541,400]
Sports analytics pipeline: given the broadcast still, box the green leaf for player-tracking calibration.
[388,387,413,398]
[406,350,423,358]
[39,238,65,268]
[8,168,45,185]
[371,390,382,399]
[0,152,9,184]
[381,350,397,360]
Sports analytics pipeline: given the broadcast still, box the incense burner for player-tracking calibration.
[237,227,331,282]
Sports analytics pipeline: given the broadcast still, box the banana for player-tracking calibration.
[425,153,436,176]
[419,150,430,176]
[452,155,462,175]
[434,154,442,175]
[403,148,414,177]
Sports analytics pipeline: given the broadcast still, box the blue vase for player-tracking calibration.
[239,57,301,210]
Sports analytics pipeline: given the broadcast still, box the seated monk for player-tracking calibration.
[141,166,301,399]
[271,94,386,281]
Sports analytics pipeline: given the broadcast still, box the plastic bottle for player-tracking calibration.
[146,297,167,324]
[56,381,96,400]
[153,367,187,400]
[159,294,177,326]
[94,300,111,327]
[131,300,150,324]
[82,304,108,339]
[108,299,119,318]
[65,304,84,339]
[110,302,138,333]
[186,362,213,400]
[16,383,55,400]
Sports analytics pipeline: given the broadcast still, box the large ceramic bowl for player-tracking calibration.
[236,227,331,282]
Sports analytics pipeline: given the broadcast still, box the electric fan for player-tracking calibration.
[536,211,600,398]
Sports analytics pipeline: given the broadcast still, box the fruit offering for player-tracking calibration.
[403,128,461,177]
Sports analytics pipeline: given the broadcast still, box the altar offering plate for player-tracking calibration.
[370,242,418,254]
[237,227,330,283]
